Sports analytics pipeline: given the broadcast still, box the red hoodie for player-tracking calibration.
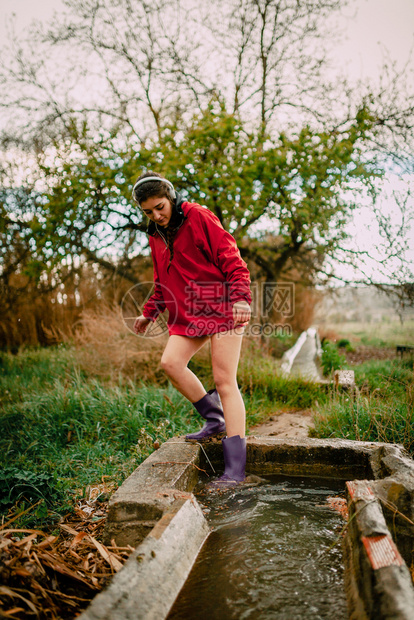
[143,201,252,337]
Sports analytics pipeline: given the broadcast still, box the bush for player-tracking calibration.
[321,341,347,376]
[337,338,350,348]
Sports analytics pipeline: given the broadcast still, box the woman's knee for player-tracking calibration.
[160,355,184,378]
[214,375,238,396]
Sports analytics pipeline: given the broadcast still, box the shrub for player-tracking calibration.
[321,341,347,376]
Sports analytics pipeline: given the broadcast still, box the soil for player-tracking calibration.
[343,346,397,365]
[247,346,404,440]
[248,409,314,439]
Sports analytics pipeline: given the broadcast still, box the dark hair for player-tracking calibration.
[132,170,174,205]
[165,227,177,273]
[133,170,179,273]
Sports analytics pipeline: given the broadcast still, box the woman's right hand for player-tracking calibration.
[133,315,152,334]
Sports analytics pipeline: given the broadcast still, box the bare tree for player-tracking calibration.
[360,49,414,174]
[0,0,214,149]
[1,0,413,156]
[204,0,346,129]
[319,178,414,318]
[0,0,353,148]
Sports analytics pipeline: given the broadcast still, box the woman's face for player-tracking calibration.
[140,195,173,227]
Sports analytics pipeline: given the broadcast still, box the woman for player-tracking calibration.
[132,171,252,487]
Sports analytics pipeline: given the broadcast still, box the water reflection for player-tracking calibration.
[167,475,348,620]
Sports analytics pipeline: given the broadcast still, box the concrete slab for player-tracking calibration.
[89,435,414,620]
[200,436,403,479]
[370,444,414,568]
[281,327,324,381]
[103,438,202,546]
[334,369,356,388]
[79,497,210,620]
[345,480,414,619]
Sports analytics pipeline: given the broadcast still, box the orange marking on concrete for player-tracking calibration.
[362,535,404,570]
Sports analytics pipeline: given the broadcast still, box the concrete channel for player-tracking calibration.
[78,436,414,620]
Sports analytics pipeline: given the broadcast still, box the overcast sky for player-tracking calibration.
[2,0,413,83]
[1,0,414,284]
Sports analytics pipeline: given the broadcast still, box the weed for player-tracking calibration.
[312,358,414,455]
[321,341,347,376]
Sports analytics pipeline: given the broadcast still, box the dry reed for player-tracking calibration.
[73,303,168,384]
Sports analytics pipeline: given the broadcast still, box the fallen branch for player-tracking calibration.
[0,501,43,531]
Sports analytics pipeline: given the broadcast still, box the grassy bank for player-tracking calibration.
[311,357,414,453]
[0,343,324,529]
[0,346,195,528]
[2,338,412,530]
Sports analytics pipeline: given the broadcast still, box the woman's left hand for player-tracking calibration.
[232,300,251,326]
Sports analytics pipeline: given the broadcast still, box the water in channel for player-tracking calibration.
[167,475,348,620]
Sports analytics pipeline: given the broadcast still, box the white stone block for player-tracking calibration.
[334,370,355,388]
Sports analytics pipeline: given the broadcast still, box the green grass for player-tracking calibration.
[354,358,413,399]
[4,342,412,530]
[240,358,323,411]
[311,358,414,454]
[0,346,205,528]
[0,344,326,528]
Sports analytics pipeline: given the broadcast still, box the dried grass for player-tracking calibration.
[0,482,132,619]
[317,327,340,343]
[0,264,151,351]
[73,303,168,384]
[0,285,79,350]
[290,284,322,332]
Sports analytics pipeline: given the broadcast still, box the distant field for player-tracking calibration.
[319,319,414,347]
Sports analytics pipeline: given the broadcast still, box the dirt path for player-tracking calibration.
[248,410,314,439]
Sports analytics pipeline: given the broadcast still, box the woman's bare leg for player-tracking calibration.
[210,327,246,438]
[160,334,210,402]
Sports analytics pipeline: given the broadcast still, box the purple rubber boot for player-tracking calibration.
[185,389,226,442]
[208,435,247,488]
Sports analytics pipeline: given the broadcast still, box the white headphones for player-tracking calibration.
[132,176,176,202]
